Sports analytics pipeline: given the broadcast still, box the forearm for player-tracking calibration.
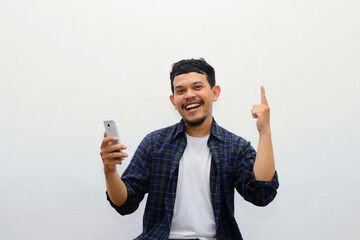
[105,170,128,207]
[253,130,275,181]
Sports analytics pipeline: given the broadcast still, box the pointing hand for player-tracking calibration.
[251,86,270,133]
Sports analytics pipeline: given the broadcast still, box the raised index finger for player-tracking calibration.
[261,85,268,105]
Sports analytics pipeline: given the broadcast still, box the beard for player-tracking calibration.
[184,115,207,127]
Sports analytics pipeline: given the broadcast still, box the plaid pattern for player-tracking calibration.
[107,119,279,240]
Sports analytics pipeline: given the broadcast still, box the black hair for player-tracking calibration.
[170,58,216,93]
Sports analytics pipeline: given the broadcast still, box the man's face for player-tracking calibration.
[170,72,220,127]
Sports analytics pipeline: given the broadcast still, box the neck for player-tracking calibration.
[184,116,212,137]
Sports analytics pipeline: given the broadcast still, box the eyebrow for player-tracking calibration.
[174,81,204,90]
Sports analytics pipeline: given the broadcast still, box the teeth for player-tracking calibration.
[185,103,200,110]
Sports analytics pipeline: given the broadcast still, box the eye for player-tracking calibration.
[194,85,202,90]
[176,89,184,94]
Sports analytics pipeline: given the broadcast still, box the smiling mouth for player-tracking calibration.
[184,102,201,111]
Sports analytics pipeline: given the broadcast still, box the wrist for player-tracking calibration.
[104,166,117,175]
[259,128,271,137]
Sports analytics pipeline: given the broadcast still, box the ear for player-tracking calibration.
[212,85,221,102]
[169,94,177,109]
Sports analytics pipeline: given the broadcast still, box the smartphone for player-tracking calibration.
[103,120,120,145]
[103,120,122,159]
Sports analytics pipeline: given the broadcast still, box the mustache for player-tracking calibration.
[182,98,204,109]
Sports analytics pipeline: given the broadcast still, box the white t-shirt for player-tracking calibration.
[169,134,216,240]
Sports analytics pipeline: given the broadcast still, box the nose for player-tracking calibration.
[184,89,196,99]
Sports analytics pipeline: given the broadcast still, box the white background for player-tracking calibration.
[1,0,359,239]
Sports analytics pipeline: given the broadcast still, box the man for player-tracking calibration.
[100,58,279,240]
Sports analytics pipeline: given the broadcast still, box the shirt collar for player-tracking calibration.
[210,118,224,142]
[172,118,224,142]
[173,119,186,140]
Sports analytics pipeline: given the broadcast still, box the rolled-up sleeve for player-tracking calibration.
[235,140,279,206]
[106,134,153,215]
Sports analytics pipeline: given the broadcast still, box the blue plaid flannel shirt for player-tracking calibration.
[107,119,279,239]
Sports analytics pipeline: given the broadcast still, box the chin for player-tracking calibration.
[184,116,207,127]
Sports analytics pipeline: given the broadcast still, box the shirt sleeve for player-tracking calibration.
[234,140,279,207]
[106,134,153,215]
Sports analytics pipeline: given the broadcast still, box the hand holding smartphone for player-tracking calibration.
[103,120,123,160]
